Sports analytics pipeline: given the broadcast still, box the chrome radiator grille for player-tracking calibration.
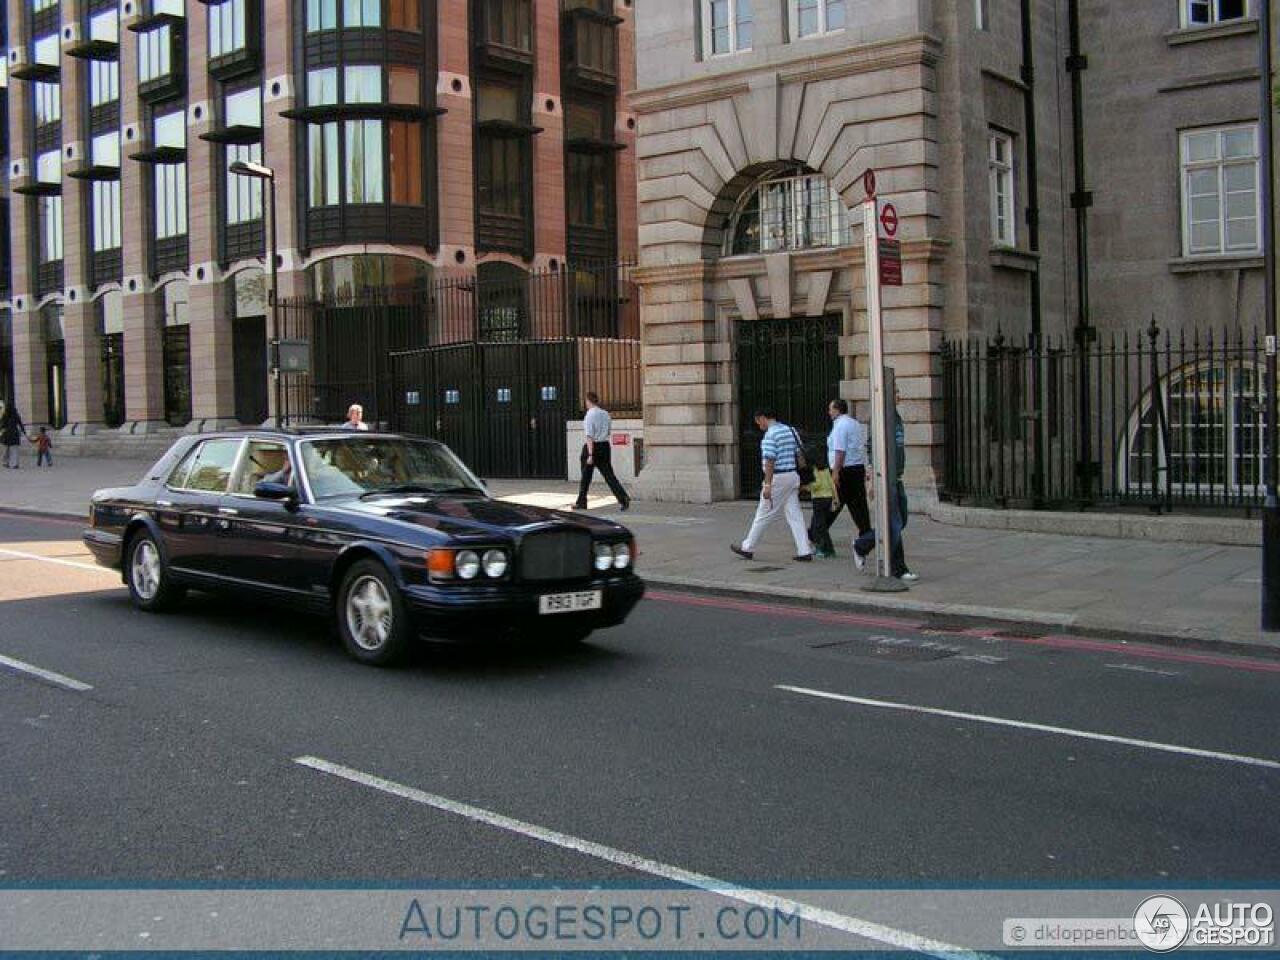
[519,529,593,582]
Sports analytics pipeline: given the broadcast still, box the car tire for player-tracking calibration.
[125,529,185,612]
[337,560,412,666]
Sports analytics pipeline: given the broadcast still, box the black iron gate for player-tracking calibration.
[390,340,579,479]
[736,315,841,497]
[101,333,125,428]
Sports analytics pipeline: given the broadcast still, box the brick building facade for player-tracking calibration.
[0,0,636,452]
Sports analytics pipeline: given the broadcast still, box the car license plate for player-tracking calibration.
[538,590,603,615]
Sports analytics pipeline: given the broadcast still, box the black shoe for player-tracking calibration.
[730,544,754,560]
[793,554,814,562]
[573,502,588,510]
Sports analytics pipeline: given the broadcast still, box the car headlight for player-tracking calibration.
[482,549,508,578]
[455,550,481,580]
[593,542,614,572]
[612,542,632,569]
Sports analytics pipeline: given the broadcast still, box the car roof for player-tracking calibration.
[190,428,433,443]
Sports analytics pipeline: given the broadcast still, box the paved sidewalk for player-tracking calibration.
[0,456,1269,651]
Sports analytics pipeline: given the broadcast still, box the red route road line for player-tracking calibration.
[648,589,1280,675]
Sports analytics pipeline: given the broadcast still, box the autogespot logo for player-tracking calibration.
[1134,896,1190,953]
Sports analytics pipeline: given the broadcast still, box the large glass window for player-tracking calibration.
[989,131,1015,247]
[1184,0,1247,26]
[33,32,59,67]
[89,58,119,107]
[705,0,752,55]
[1181,124,1259,256]
[139,25,173,83]
[308,0,412,32]
[479,0,532,51]
[225,89,263,225]
[38,197,63,264]
[154,111,188,240]
[34,80,60,125]
[89,7,118,43]
[475,79,527,220]
[209,0,247,58]
[92,133,122,252]
[790,0,844,37]
[726,172,852,255]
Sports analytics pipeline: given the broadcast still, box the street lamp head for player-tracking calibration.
[229,159,274,180]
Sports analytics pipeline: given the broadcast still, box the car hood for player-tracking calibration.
[331,495,629,539]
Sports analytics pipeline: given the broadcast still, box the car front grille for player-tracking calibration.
[519,529,593,582]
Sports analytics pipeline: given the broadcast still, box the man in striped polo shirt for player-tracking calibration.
[731,408,814,562]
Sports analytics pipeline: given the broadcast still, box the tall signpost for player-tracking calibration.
[860,170,907,592]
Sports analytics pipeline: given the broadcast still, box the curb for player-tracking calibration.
[643,574,1280,662]
[0,507,85,523]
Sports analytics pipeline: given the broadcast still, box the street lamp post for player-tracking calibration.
[1260,0,1280,631]
[229,160,282,427]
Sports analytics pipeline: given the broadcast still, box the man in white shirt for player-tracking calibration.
[827,399,872,567]
[574,392,630,511]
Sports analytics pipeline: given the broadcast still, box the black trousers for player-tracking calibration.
[577,441,629,506]
[835,465,872,536]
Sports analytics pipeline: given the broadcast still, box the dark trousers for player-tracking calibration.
[835,465,872,537]
[854,481,909,576]
[808,497,835,553]
[36,449,51,467]
[577,441,629,506]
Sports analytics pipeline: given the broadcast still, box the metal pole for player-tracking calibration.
[1020,0,1046,507]
[269,174,282,427]
[1260,0,1280,630]
[1066,0,1095,503]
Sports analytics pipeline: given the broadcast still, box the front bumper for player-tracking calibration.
[403,572,645,636]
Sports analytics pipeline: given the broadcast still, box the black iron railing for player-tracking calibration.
[942,321,1270,512]
[278,261,639,428]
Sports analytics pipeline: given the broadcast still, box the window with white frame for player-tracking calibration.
[1180,124,1259,256]
[704,0,752,55]
[726,172,852,254]
[790,0,844,38]
[1184,0,1248,27]
[989,131,1015,246]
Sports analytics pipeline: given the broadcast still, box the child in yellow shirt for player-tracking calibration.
[805,448,839,558]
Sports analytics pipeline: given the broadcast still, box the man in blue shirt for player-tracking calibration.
[731,407,814,562]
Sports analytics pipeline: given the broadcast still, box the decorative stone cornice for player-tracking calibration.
[630,34,944,116]
[632,261,716,286]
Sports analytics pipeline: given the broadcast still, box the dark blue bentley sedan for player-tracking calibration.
[83,430,644,665]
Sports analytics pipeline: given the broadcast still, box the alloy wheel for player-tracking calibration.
[345,575,394,652]
[131,540,161,601]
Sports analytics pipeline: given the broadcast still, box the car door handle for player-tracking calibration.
[218,507,240,516]
[156,499,173,507]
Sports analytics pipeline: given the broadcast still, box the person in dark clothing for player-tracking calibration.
[827,399,873,568]
[1,404,26,469]
[854,388,915,580]
[574,392,630,511]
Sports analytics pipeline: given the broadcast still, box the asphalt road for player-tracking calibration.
[2,509,1278,952]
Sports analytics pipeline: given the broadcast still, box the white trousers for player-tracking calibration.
[742,470,811,556]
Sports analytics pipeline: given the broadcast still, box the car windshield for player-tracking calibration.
[299,437,486,500]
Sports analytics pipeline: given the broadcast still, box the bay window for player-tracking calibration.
[475,77,533,253]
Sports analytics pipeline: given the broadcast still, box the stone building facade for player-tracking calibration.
[0,0,637,452]
[630,0,1274,503]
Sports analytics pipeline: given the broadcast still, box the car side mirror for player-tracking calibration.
[254,481,297,504]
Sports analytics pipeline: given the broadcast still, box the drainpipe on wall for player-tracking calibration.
[1065,0,1096,502]
[1020,0,1047,506]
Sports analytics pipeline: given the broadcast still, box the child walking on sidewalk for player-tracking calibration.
[34,427,52,467]
[805,448,839,558]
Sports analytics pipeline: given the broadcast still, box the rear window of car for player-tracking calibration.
[179,439,244,493]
